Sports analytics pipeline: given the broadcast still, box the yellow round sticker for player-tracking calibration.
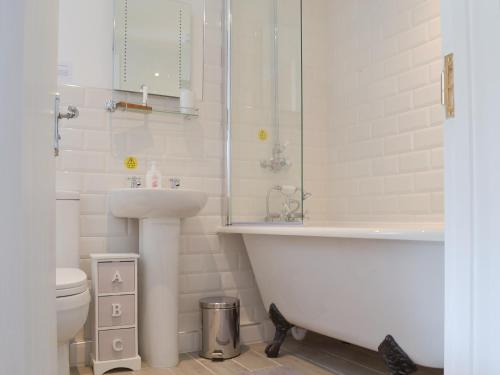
[258,129,268,141]
[124,156,138,170]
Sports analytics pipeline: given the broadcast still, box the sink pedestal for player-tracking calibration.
[138,217,180,368]
[109,188,207,368]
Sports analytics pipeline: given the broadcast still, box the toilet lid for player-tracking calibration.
[56,268,88,297]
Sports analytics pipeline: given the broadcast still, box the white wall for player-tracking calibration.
[57,0,446,363]
[0,0,58,373]
[58,0,114,88]
[228,0,331,223]
[229,0,304,222]
[57,0,273,360]
[227,0,444,225]
[328,0,444,223]
[58,0,204,99]
[302,0,332,223]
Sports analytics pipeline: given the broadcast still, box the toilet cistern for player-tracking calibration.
[55,191,90,375]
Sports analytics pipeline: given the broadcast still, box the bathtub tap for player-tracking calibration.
[265,185,311,222]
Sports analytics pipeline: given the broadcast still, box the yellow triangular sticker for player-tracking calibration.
[124,156,138,170]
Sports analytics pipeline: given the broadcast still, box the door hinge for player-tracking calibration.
[441,53,455,119]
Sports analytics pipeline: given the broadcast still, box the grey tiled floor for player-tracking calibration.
[72,333,443,375]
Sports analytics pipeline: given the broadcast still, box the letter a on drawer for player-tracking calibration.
[112,270,123,283]
[98,262,135,294]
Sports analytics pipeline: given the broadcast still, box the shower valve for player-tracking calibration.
[260,143,291,172]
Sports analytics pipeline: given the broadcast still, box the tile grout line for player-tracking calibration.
[317,348,387,375]
[298,348,383,375]
[282,350,348,375]
[134,363,176,375]
[167,365,179,375]
[248,347,283,367]
[186,352,219,375]
[230,357,254,372]
[283,340,386,375]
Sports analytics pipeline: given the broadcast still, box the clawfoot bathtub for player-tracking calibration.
[219,225,444,369]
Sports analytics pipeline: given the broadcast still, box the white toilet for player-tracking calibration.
[56,191,90,375]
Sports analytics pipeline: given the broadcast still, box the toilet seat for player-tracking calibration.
[56,268,88,298]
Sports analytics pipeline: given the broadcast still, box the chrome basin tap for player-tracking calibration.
[127,176,142,189]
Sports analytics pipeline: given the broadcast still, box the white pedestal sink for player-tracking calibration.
[109,188,207,368]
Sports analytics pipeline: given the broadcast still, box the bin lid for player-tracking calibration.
[199,296,240,309]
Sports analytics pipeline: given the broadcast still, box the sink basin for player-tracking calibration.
[109,188,208,219]
[108,187,208,368]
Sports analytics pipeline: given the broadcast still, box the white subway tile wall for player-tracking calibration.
[302,0,332,222]
[57,0,272,355]
[328,0,444,223]
[229,0,304,223]
[59,0,444,363]
[228,0,332,223]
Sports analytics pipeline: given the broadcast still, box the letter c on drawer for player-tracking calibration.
[112,338,124,352]
[111,303,122,317]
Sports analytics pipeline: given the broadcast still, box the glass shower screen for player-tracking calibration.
[225,0,303,224]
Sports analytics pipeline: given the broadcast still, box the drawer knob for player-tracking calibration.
[112,338,124,352]
[112,270,123,283]
[112,303,122,317]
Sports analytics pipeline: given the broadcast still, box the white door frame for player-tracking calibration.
[441,0,473,373]
[0,0,58,373]
[442,1,500,374]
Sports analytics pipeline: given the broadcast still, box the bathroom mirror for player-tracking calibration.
[113,0,192,98]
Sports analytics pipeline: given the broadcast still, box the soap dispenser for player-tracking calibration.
[146,161,162,189]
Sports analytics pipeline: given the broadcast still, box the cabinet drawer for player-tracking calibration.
[98,295,135,328]
[98,261,135,294]
[98,328,136,361]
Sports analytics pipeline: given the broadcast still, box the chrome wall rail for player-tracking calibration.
[54,94,79,157]
[54,95,61,156]
[222,0,232,225]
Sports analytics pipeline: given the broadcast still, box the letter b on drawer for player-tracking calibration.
[98,261,135,294]
[98,295,135,327]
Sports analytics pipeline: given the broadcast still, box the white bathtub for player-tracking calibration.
[219,224,444,369]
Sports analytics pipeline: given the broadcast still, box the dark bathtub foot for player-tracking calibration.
[265,303,293,358]
[378,335,418,375]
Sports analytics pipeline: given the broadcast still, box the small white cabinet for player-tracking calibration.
[90,254,141,375]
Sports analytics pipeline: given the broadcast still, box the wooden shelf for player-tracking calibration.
[106,99,199,118]
[116,101,152,112]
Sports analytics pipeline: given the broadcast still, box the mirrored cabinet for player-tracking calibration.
[107,0,199,117]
